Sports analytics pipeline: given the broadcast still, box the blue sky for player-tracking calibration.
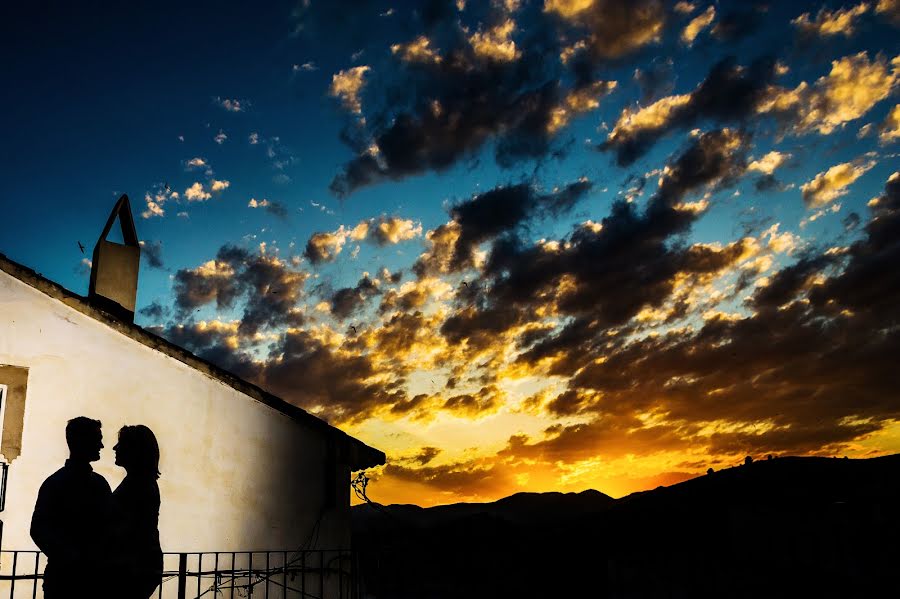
[3,0,899,504]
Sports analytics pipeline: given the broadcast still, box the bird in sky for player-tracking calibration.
[164,182,171,192]
[462,281,468,287]
[350,325,358,334]
[77,241,85,254]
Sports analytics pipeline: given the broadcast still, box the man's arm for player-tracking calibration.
[30,479,69,559]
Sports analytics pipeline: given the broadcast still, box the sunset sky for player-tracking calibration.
[3,0,899,506]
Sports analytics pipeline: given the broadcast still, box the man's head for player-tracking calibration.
[65,417,103,462]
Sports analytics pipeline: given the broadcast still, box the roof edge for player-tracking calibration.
[0,252,385,471]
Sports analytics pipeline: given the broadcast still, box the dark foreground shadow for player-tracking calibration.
[352,454,900,598]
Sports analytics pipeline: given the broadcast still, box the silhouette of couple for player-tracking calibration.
[30,417,163,599]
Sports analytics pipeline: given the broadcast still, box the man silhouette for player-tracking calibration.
[31,417,113,599]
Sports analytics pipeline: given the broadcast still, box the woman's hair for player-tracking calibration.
[117,425,161,479]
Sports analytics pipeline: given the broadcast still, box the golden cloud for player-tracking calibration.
[547,80,617,133]
[747,151,791,175]
[543,0,595,19]
[391,36,442,64]
[329,65,371,114]
[545,0,665,59]
[469,18,519,62]
[878,104,900,143]
[792,3,869,38]
[607,93,691,146]
[801,159,875,208]
[681,5,715,46]
[305,216,422,264]
[760,52,899,135]
[413,221,463,276]
[372,216,423,244]
[184,182,212,202]
[876,0,900,25]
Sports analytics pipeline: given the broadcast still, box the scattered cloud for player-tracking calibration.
[172,244,307,336]
[248,198,288,219]
[330,0,668,195]
[184,182,212,202]
[391,36,442,64]
[185,157,208,170]
[139,240,165,269]
[603,56,777,165]
[329,65,370,114]
[141,186,179,219]
[747,151,791,175]
[304,223,368,264]
[876,0,900,25]
[800,158,875,208]
[215,97,248,112]
[792,3,869,39]
[760,51,900,136]
[468,18,519,62]
[681,5,715,46]
[138,300,169,320]
[304,216,423,264]
[877,104,900,144]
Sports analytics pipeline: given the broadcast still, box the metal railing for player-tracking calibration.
[0,549,358,599]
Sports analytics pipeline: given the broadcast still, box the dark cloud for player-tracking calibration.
[303,231,344,265]
[808,173,900,321]
[602,56,777,165]
[377,279,441,314]
[263,328,407,423]
[381,460,512,496]
[441,384,503,417]
[382,267,404,284]
[448,179,592,269]
[330,0,665,195]
[754,174,785,192]
[842,212,861,231]
[710,2,767,43]
[477,130,749,327]
[140,240,165,269]
[508,173,900,458]
[750,254,835,309]
[329,273,380,320]
[263,201,289,219]
[547,0,666,62]
[138,300,169,320]
[500,415,695,462]
[172,244,307,336]
[408,446,442,466]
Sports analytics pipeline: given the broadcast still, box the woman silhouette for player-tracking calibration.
[111,425,164,599]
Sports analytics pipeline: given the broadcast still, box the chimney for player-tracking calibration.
[88,194,141,321]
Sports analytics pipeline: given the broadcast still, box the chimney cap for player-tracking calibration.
[88,194,141,321]
[97,194,139,247]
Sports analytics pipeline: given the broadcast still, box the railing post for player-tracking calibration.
[177,553,188,599]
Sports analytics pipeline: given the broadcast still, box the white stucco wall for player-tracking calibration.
[0,268,351,555]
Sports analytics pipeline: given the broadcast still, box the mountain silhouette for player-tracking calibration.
[353,454,900,598]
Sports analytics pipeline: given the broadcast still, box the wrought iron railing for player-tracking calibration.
[0,549,358,599]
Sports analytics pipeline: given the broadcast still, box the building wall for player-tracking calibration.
[0,268,351,554]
